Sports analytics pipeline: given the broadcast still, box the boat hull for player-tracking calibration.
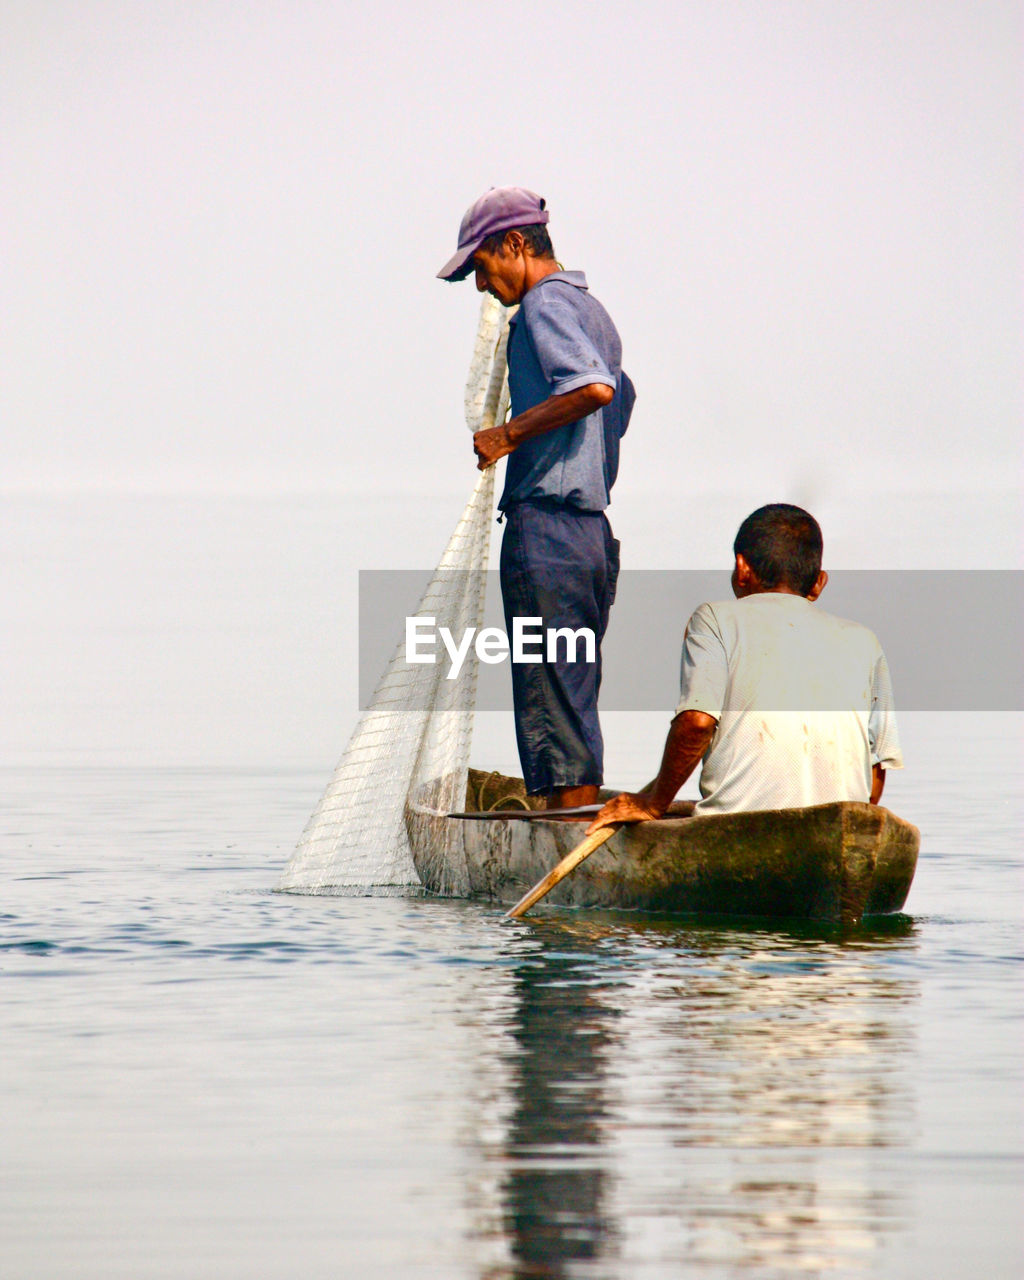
[407,769,920,924]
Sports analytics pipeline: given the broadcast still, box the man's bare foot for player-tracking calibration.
[544,785,599,810]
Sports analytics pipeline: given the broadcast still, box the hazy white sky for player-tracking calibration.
[4,0,1020,500]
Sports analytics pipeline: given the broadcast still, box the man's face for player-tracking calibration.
[472,239,526,306]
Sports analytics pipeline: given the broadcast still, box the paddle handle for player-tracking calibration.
[504,824,621,920]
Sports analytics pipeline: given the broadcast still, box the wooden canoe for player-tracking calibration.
[406,768,920,925]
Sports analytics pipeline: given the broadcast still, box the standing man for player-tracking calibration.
[438,187,635,809]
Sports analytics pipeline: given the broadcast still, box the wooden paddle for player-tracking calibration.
[504,823,622,919]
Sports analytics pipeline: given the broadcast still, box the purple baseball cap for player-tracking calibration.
[437,186,549,281]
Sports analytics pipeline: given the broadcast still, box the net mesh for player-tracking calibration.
[278,296,511,893]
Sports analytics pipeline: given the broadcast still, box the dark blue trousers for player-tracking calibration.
[499,501,620,795]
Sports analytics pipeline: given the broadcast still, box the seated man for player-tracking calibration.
[588,503,903,832]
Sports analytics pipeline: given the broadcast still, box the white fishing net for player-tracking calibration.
[278,296,512,893]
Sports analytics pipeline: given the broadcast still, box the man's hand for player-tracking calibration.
[586,792,665,835]
[473,424,515,470]
[472,383,614,471]
[584,711,717,836]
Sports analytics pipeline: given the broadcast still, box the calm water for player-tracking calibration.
[2,716,1021,1279]
[3,496,1022,1276]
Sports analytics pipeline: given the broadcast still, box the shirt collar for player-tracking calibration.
[534,269,588,290]
[508,271,588,328]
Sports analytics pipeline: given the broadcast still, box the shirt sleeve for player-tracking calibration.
[525,286,616,396]
[674,603,728,720]
[868,646,904,769]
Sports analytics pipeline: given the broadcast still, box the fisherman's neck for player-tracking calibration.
[521,256,562,294]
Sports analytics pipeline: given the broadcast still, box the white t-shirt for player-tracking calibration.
[675,593,903,814]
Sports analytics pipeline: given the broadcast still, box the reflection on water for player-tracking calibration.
[469,915,919,1279]
[497,930,623,1276]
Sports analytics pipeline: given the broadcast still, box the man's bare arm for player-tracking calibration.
[473,382,614,471]
[585,711,717,834]
[870,763,886,805]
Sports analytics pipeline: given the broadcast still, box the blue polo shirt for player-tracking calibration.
[499,271,635,512]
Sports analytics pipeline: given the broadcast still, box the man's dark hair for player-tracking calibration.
[733,503,823,596]
[479,223,555,260]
